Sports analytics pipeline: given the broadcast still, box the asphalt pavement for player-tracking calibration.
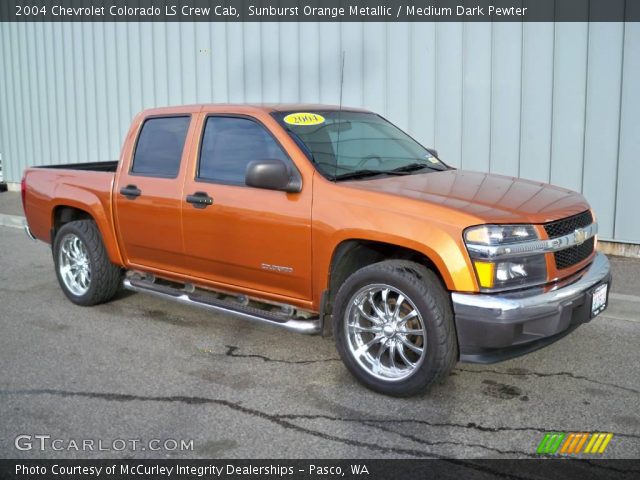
[0,192,23,216]
[0,221,638,459]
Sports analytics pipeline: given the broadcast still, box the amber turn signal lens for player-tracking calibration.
[473,261,495,289]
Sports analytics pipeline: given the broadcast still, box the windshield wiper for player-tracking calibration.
[332,161,448,181]
[333,169,408,181]
[388,162,445,173]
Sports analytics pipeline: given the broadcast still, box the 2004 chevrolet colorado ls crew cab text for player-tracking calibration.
[22,104,611,396]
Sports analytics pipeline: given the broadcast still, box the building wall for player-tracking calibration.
[0,21,639,243]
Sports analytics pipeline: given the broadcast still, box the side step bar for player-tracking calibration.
[122,278,321,335]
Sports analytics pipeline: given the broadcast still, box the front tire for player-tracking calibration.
[53,220,122,306]
[333,260,458,396]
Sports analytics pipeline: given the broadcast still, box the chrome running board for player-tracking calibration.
[122,277,320,335]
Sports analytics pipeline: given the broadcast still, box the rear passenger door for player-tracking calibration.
[115,114,196,273]
[181,114,312,301]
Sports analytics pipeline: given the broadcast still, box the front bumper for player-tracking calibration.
[451,252,611,363]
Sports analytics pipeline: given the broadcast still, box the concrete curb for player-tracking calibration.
[0,213,26,229]
[2,182,21,192]
[598,241,640,259]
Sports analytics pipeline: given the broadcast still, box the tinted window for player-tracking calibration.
[198,116,289,184]
[131,116,190,177]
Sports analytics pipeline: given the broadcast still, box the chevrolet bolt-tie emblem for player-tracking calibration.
[574,228,587,245]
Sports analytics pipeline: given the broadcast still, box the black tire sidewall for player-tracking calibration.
[53,221,105,306]
[333,261,455,396]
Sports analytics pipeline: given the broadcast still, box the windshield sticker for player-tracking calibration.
[284,112,325,126]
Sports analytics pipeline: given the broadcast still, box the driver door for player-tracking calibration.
[181,114,312,301]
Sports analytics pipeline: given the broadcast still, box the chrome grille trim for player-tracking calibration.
[466,222,598,260]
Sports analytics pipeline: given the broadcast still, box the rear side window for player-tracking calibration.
[198,116,290,185]
[131,116,190,177]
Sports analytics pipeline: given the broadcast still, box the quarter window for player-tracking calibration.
[131,116,190,177]
[198,116,290,184]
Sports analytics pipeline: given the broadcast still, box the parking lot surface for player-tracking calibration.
[0,224,638,459]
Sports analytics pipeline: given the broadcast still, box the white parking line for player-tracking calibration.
[601,314,640,323]
[0,213,25,229]
[609,292,640,304]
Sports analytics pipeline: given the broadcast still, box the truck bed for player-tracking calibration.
[36,161,118,172]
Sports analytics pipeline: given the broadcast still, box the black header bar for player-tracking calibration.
[0,0,636,22]
[1,459,639,480]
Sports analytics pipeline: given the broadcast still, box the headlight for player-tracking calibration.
[464,224,538,245]
[464,224,547,291]
[471,256,547,290]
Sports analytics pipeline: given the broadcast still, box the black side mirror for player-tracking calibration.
[245,159,302,193]
[427,148,439,158]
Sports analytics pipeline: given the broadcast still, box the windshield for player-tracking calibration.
[273,111,448,180]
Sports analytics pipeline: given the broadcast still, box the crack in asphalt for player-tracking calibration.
[216,345,639,397]
[2,388,636,478]
[278,413,640,441]
[456,367,640,395]
[0,388,544,480]
[223,345,340,365]
[362,424,640,475]
[212,346,640,442]
[0,388,441,459]
[360,421,539,458]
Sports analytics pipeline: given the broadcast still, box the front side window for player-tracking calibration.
[274,111,447,180]
[131,116,190,177]
[198,116,290,185]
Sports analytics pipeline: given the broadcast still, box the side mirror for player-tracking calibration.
[427,148,439,158]
[245,159,302,193]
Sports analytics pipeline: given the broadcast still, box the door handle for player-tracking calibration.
[186,191,213,209]
[120,184,141,199]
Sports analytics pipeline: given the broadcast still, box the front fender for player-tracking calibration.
[310,177,480,310]
[318,227,477,297]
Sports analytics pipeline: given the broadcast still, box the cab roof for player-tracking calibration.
[253,103,371,113]
[140,103,371,116]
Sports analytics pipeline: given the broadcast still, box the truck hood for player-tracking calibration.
[347,169,591,224]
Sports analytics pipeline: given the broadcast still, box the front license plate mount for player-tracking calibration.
[590,283,608,318]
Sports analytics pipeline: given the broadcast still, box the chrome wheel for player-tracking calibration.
[345,284,427,381]
[58,233,91,296]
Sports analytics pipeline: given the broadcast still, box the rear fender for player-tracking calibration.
[50,184,123,266]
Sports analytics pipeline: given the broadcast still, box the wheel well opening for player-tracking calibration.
[52,206,93,238]
[325,239,446,316]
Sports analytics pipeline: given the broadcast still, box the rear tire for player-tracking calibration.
[53,220,122,306]
[333,260,458,396]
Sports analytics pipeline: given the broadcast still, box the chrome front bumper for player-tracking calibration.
[452,252,611,363]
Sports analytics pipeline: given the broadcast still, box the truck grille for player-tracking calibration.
[543,210,593,238]
[544,211,595,270]
[554,237,595,270]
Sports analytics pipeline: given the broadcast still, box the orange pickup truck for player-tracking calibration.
[22,104,611,396]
